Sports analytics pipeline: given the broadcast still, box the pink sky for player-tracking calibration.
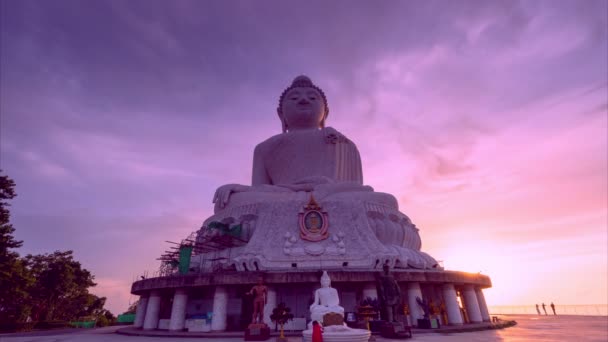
[1,0,606,314]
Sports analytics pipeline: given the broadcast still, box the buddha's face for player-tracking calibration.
[280,87,326,131]
[320,276,330,288]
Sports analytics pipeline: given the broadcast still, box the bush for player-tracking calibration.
[97,315,111,327]
[0,321,35,333]
[33,321,71,330]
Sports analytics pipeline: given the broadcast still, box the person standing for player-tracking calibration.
[550,302,556,315]
[535,304,541,315]
[312,321,324,342]
[542,303,547,315]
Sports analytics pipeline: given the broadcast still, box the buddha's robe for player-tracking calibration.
[252,127,364,187]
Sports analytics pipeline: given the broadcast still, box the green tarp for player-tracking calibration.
[70,321,95,328]
[178,245,193,274]
[117,313,135,323]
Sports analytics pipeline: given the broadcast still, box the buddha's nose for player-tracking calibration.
[298,99,310,105]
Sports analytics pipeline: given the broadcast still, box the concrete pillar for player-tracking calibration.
[263,286,277,326]
[407,282,424,325]
[169,289,188,331]
[133,295,149,328]
[143,290,161,330]
[442,284,463,325]
[462,285,482,323]
[211,286,228,331]
[362,282,378,300]
[475,288,491,322]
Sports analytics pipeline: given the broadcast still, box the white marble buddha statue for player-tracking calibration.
[309,271,344,324]
[201,75,439,272]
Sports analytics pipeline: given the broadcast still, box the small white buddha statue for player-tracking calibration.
[309,271,344,324]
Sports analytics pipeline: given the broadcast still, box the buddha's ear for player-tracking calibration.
[277,107,287,133]
[320,107,329,129]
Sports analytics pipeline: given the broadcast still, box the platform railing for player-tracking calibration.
[489,304,608,316]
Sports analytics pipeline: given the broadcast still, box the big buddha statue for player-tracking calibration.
[198,76,438,272]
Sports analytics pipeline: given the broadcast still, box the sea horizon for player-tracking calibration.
[489,304,608,316]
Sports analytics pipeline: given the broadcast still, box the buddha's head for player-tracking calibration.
[320,271,331,288]
[277,75,329,133]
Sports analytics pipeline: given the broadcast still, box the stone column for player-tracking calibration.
[169,288,189,331]
[475,288,491,322]
[263,286,277,326]
[362,282,378,300]
[133,294,149,328]
[462,285,482,323]
[143,290,161,330]
[442,284,463,325]
[407,282,424,325]
[211,286,228,331]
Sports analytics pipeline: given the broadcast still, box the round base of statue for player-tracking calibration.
[302,325,371,342]
[244,323,270,341]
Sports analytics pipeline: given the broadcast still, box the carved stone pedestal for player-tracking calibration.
[323,312,344,326]
[244,323,270,341]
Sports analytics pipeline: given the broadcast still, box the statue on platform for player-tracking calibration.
[201,75,440,272]
[310,271,345,324]
[247,277,268,324]
[377,264,402,322]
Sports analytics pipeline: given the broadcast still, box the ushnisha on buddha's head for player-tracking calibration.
[320,271,331,288]
[277,75,329,133]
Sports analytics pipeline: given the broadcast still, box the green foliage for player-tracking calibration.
[33,320,71,330]
[24,250,97,321]
[0,171,32,326]
[270,302,294,325]
[125,300,139,314]
[95,310,115,327]
[0,171,114,331]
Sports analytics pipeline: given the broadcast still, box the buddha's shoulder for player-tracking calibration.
[254,127,354,153]
[255,130,322,149]
[254,133,287,154]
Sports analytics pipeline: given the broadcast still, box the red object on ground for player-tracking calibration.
[312,323,323,342]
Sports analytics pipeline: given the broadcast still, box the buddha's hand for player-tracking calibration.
[278,176,335,191]
[213,184,251,209]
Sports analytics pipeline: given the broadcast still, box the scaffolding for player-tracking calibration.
[157,223,249,276]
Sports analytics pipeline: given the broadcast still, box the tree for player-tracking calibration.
[0,171,115,330]
[125,299,139,314]
[0,171,32,325]
[96,309,116,327]
[270,302,294,340]
[24,250,97,321]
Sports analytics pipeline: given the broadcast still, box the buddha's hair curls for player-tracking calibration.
[277,75,329,132]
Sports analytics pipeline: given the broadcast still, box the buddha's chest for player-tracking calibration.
[264,133,337,182]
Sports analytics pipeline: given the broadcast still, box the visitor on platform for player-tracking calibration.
[542,303,547,315]
[535,304,541,315]
[550,302,556,315]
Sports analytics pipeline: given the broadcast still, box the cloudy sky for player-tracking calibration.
[1,0,606,315]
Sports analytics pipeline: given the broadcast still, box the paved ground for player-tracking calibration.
[1,315,606,342]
